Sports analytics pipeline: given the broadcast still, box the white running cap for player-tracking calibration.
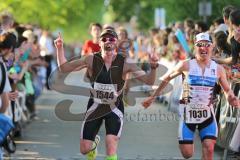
[195,32,212,44]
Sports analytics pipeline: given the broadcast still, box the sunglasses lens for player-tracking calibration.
[101,37,107,42]
[196,43,201,47]
[101,37,116,42]
[196,43,210,47]
[109,38,115,42]
[111,38,117,42]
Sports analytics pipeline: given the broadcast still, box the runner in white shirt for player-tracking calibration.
[142,33,240,160]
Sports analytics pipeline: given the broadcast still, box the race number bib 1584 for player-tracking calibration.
[93,83,118,104]
[184,104,211,124]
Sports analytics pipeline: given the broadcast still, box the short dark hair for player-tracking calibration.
[16,36,28,48]
[222,5,236,19]
[165,27,172,35]
[214,17,224,25]
[89,22,102,30]
[150,28,159,35]
[185,18,195,29]
[214,31,231,54]
[196,21,208,32]
[229,9,240,26]
[0,32,17,50]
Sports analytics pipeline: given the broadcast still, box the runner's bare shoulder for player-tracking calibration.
[175,59,190,72]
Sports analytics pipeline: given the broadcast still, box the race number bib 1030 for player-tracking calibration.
[184,104,211,124]
[93,83,118,104]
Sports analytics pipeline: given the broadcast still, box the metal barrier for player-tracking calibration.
[216,81,240,159]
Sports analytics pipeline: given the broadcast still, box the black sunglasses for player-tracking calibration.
[101,37,116,43]
[195,43,211,47]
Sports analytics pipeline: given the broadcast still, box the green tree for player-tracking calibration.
[0,0,105,42]
[1,0,240,41]
[109,0,240,30]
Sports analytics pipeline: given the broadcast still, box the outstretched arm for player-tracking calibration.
[142,60,187,108]
[125,63,156,85]
[54,33,90,73]
[125,52,159,85]
[218,65,240,108]
[212,57,232,65]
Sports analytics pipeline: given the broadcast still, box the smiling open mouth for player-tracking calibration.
[200,51,208,55]
[104,43,113,50]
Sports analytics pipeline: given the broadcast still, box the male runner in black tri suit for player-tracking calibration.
[54,29,159,160]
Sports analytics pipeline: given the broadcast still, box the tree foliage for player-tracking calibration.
[0,0,105,42]
[0,0,240,42]
[109,0,240,30]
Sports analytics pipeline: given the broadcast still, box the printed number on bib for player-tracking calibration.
[185,104,211,124]
[93,83,117,104]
